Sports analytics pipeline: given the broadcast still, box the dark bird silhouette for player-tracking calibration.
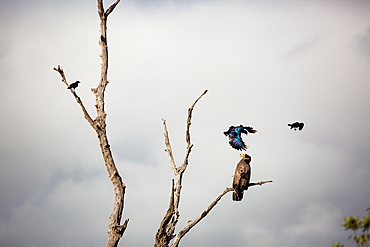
[288,122,304,131]
[67,81,80,90]
[224,125,257,151]
[232,153,251,201]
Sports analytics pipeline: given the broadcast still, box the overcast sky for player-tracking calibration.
[1,0,369,246]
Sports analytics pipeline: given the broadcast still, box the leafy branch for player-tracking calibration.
[333,207,370,247]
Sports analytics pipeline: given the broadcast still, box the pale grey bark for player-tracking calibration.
[54,1,127,247]
[154,90,208,247]
[54,1,273,246]
[155,90,273,247]
[157,90,219,246]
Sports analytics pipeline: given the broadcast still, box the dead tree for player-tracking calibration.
[54,1,128,247]
[54,1,271,246]
[155,90,272,247]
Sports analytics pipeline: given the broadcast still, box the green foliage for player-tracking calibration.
[331,242,344,247]
[333,207,370,247]
[363,214,370,231]
[342,216,361,231]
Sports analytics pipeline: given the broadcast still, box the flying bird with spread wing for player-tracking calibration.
[224,125,257,151]
[232,153,251,201]
[67,81,81,90]
[288,122,304,131]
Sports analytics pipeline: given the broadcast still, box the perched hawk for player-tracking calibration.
[288,122,304,131]
[67,81,81,90]
[224,125,257,151]
[232,153,251,201]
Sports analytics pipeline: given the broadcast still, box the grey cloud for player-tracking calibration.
[285,35,320,59]
[1,0,370,247]
[357,26,370,57]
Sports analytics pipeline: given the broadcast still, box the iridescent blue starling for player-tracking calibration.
[223,125,257,151]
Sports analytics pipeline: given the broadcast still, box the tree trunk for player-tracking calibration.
[55,1,128,246]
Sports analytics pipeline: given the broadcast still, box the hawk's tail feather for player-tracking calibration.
[232,190,243,201]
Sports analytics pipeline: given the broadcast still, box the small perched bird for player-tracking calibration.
[67,81,80,90]
[224,125,257,151]
[232,153,251,201]
[288,122,304,131]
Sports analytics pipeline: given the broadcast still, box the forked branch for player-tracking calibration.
[53,65,95,128]
[54,1,127,247]
[170,187,233,247]
[155,90,207,247]
[157,90,273,247]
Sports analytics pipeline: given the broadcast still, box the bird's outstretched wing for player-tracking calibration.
[223,126,234,136]
[241,126,258,134]
[298,122,304,130]
[288,122,298,129]
[224,125,257,150]
[229,137,247,151]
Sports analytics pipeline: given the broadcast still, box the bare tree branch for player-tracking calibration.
[155,90,207,247]
[249,180,273,187]
[105,0,121,16]
[53,65,95,128]
[54,1,126,247]
[162,119,177,173]
[155,179,176,247]
[171,180,273,247]
[185,90,208,149]
[173,89,208,222]
[179,89,207,174]
[170,187,233,247]
[157,89,272,247]
[97,1,128,246]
